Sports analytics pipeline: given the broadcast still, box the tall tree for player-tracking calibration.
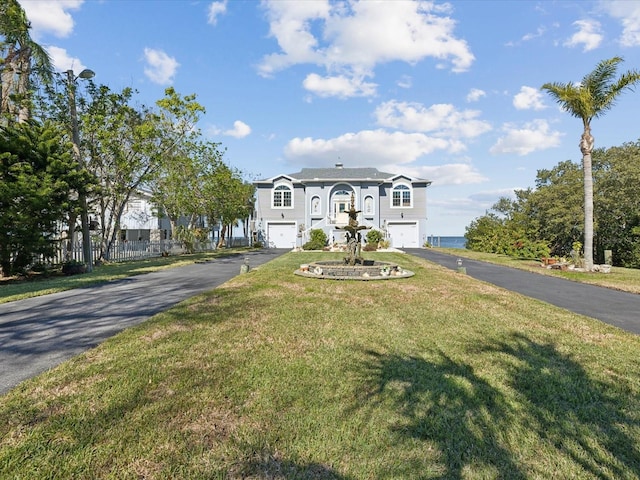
[199,161,254,248]
[80,84,164,261]
[150,88,206,238]
[593,142,640,267]
[0,0,52,123]
[527,160,584,256]
[0,121,84,276]
[542,57,640,270]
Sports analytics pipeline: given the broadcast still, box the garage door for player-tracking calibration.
[387,222,418,248]
[267,222,297,248]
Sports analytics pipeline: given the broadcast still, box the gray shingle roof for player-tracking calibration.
[286,166,397,181]
[255,165,429,183]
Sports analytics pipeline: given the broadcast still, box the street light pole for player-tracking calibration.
[67,68,95,272]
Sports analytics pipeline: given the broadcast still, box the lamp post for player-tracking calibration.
[67,68,95,272]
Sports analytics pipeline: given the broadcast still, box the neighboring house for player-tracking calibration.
[119,191,224,243]
[119,190,171,242]
[252,163,431,249]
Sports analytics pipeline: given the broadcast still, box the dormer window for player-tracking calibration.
[392,184,412,207]
[273,184,293,208]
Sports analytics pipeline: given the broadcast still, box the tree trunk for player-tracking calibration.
[217,224,227,249]
[580,126,595,271]
[16,49,31,123]
[66,211,77,261]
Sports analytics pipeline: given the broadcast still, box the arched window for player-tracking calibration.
[311,196,321,215]
[273,184,293,208]
[364,195,374,216]
[392,184,412,207]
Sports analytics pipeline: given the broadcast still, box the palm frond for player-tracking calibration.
[594,68,640,118]
[541,81,591,121]
[582,56,623,96]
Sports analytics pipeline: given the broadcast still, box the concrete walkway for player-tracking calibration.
[0,249,287,395]
[405,248,640,335]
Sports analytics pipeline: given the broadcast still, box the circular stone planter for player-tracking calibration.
[294,260,414,281]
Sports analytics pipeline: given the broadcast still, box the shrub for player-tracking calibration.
[62,259,87,275]
[303,229,328,250]
[366,229,383,246]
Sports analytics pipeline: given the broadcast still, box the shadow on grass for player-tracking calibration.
[357,334,640,478]
[240,454,352,479]
[358,348,526,479]
[478,333,640,478]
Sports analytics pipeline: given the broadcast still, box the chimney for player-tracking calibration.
[335,162,343,169]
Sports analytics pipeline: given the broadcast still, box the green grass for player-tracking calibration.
[0,249,254,304]
[437,247,640,294]
[1,251,639,479]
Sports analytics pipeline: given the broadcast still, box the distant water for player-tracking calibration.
[427,236,466,249]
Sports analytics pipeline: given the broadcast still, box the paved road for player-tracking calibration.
[406,248,640,335]
[0,249,287,395]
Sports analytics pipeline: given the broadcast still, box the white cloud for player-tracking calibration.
[303,73,377,98]
[600,0,640,47]
[469,188,519,202]
[258,1,330,76]
[564,19,603,51]
[374,100,492,139]
[259,0,474,98]
[224,120,252,138]
[397,75,413,89]
[284,129,456,169]
[466,88,486,102]
[46,46,87,73]
[521,26,546,42]
[143,48,179,84]
[434,188,516,215]
[413,163,488,186]
[490,119,563,156]
[513,86,546,111]
[19,0,83,39]
[208,1,227,25]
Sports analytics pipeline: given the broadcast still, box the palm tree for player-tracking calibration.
[542,57,640,270]
[0,0,52,123]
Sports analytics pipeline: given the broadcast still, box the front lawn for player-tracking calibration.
[1,252,639,478]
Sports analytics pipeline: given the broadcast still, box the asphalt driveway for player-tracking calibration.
[405,248,640,335]
[0,249,287,395]
[2,247,639,396]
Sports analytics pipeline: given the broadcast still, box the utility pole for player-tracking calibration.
[67,68,95,272]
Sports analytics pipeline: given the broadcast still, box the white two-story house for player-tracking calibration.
[253,163,431,249]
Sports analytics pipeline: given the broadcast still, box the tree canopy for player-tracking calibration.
[466,139,640,268]
[541,57,640,270]
[0,0,52,123]
[0,121,84,276]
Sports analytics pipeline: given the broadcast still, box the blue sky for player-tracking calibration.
[20,0,640,235]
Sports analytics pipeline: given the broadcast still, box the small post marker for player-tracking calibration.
[456,258,466,274]
[240,256,250,274]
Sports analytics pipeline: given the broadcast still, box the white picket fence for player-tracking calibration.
[45,239,184,265]
[40,237,251,266]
